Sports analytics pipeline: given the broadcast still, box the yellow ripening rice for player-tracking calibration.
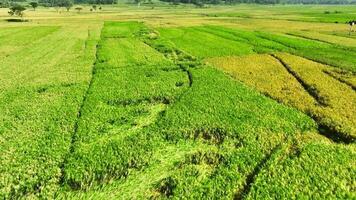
[275,53,356,139]
[323,68,356,90]
[205,54,317,112]
[206,53,356,140]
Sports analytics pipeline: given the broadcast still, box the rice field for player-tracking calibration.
[0,4,355,199]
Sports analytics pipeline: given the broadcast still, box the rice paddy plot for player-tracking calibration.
[0,4,355,199]
[96,38,171,69]
[0,26,58,59]
[62,22,190,190]
[193,26,288,54]
[60,21,317,199]
[205,54,317,111]
[246,138,356,200]
[157,26,254,58]
[257,31,356,72]
[323,68,356,90]
[275,53,356,141]
[207,53,356,142]
[286,31,356,48]
[0,24,101,199]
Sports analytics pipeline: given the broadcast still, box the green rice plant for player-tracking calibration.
[60,21,316,198]
[101,21,145,38]
[300,11,356,23]
[0,26,59,59]
[157,27,254,58]
[0,24,101,199]
[155,66,315,142]
[72,66,190,145]
[2,8,355,198]
[257,32,356,72]
[287,31,356,48]
[59,65,316,198]
[194,26,289,54]
[62,21,190,189]
[156,25,355,72]
[143,66,315,199]
[0,26,58,46]
[246,138,356,199]
[96,38,171,69]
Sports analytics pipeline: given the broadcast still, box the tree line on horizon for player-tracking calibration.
[1,0,355,9]
[161,0,356,5]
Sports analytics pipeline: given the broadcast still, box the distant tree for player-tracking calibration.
[134,0,141,7]
[0,0,9,8]
[56,0,73,11]
[63,0,73,11]
[193,0,204,7]
[8,4,26,19]
[92,4,97,10]
[75,6,82,13]
[29,2,38,10]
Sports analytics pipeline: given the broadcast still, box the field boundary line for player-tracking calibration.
[290,52,354,73]
[285,32,356,53]
[323,70,356,91]
[59,26,102,186]
[234,138,289,200]
[285,32,335,45]
[270,54,327,107]
[271,54,354,144]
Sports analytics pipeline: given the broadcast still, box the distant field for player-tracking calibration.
[0,4,355,199]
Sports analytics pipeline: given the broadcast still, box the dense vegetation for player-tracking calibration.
[161,0,356,5]
[1,0,356,8]
[0,4,355,199]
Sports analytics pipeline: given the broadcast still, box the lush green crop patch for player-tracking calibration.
[158,25,356,72]
[157,26,254,58]
[203,5,356,24]
[247,139,356,199]
[0,26,58,46]
[101,21,145,38]
[0,24,101,199]
[257,31,356,72]
[286,31,356,48]
[0,26,59,59]
[1,5,355,199]
[59,21,320,199]
[193,26,288,54]
[96,38,171,69]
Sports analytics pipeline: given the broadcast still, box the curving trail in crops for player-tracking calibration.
[1,16,355,199]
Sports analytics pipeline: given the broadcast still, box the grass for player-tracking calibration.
[0,4,355,199]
